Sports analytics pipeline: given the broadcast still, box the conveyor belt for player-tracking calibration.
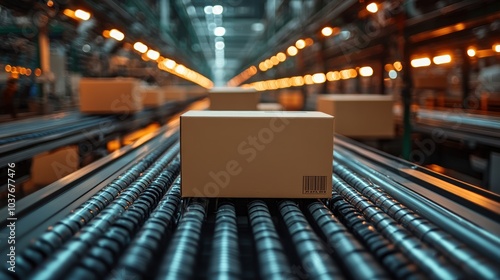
[1,116,499,280]
[0,101,188,167]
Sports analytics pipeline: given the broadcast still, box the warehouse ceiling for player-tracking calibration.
[178,0,267,85]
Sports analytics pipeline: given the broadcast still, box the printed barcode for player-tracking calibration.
[302,176,327,194]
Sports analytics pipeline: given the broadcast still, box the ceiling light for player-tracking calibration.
[214,27,226,36]
[366,3,378,13]
[295,39,306,49]
[212,5,223,15]
[359,66,373,77]
[411,57,431,67]
[494,44,500,52]
[287,46,298,56]
[388,70,397,79]
[215,41,225,50]
[312,73,326,83]
[133,42,148,53]
[393,61,403,71]
[109,29,124,41]
[276,52,286,62]
[163,59,176,69]
[252,23,264,32]
[432,54,451,65]
[75,9,91,20]
[146,49,160,60]
[321,27,333,37]
[204,6,213,14]
[467,48,476,57]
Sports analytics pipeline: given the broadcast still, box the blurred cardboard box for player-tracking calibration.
[209,87,260,110]
[31,146,79,186]
[317,94,394,138]
[181,110,333,198]
[278,90,303,110]
[79,78,142,114]
[162,86,187,101]
[141,86,165,107]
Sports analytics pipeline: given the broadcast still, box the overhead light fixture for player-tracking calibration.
[75,9,91,20]
[287,46,298,56]
[295,39,306,49]
[433,54,451,65]
[259,62,267,71]
[321,27,333,37]
[411,57,431,67]
[467,48,476,57]
[212,5,223,15]
[204,6,213,14]
[276,52,286,62]
[366,3,378,13]
[214,27,226,36]
[359,66,373,77]
[312,73,326,83]
[215,41,225,50]
[393,61,403,71]
[109,29,124,41]
[163,59,176,69]
[133,42,148,53]
[494,44,500,52]
[146,49,160,60]
[388,70,397,79]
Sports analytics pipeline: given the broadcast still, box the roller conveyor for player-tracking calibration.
[1,111,499,280]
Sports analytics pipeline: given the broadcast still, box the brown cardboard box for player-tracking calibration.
[31,146,79,185]
[279,90,304,110]
[79,78,143,114]
[163,86,188,101]
[141,86,165,107]
[209,87,260,110]
[181,110,333,198]
[257,103,284,111]
[316,94,394,138]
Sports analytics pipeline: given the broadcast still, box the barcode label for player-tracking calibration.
[302,176,327,194]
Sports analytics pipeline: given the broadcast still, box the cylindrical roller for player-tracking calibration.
[334,162,500,280]
[155,199,208,280]
[208,203,241,279]
[63,161,180,280]
[332,174,463,280]
[248,200,295,280]
[11,134,179,278]
[279,200,345,280]
[108,177,182,280]
[329,193,426,280]
[308,201,390,280]
[27,146,180,280]
[334,150,500,262]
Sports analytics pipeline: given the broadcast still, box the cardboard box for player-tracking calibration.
[181,110,333,198]
[209,87,260,110]
[141,86,165,107]
[257,103,284,111]
[279,90,304,110]
[162,86,188,101]
[316,94,394,138]
[79,78,142,114]
[31,146,79,185]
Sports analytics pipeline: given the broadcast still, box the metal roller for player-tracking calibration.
[332,174,463,280]
[248,200,295,280]
[333,162,500,280]
[155,199,208,280]
[25,145,180,280]
[308,201,390,280]
[107,177,182,280]
[208,202,241,279]
[279,200,344,280]
[329,193,426,280]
